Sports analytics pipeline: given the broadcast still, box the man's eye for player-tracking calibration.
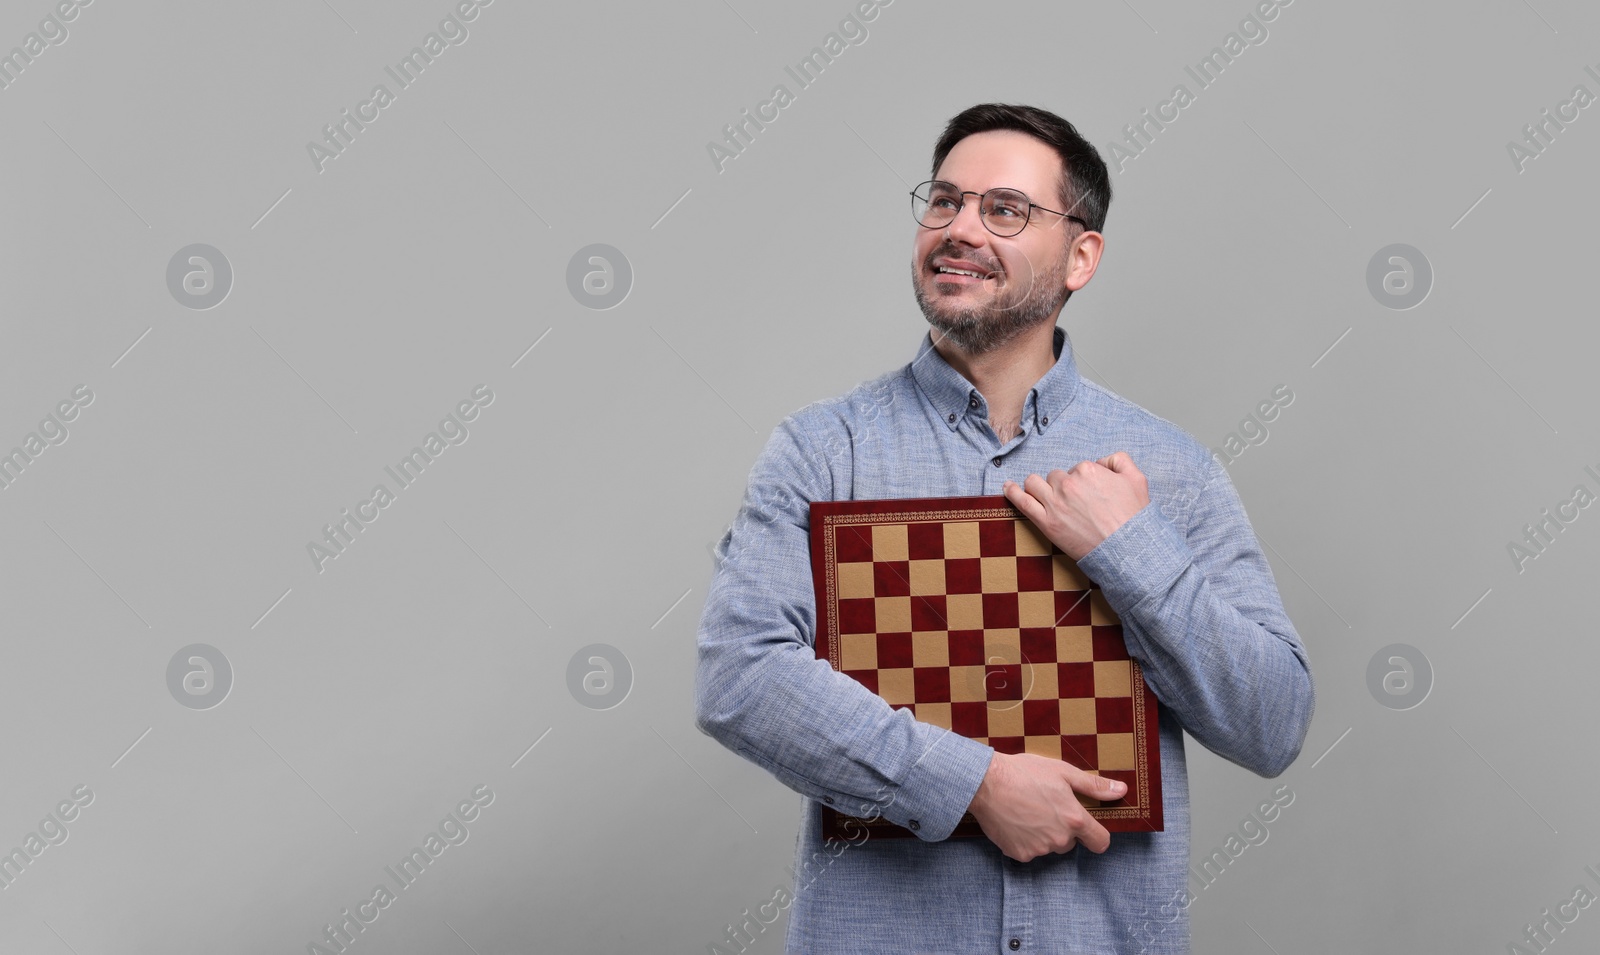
[990,204,1024,218]
[930,196,959,210]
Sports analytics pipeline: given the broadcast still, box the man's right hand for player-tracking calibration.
[966,751,1127,863]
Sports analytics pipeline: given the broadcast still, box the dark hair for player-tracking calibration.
[930,103,1111,236]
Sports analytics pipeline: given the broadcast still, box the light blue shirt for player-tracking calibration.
[695,326,1315,954]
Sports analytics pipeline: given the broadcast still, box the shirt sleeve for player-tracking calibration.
[1074,455,1315,777]
[694,413,996,842]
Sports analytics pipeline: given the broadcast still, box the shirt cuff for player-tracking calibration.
[1076,502,1193,614]
[884,729,995,842]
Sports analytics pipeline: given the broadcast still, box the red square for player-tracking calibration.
[876,632,913,669]
[1020,627,1056,664]
[1096,697,1134,733]
[836,525,875,563]
[986,663,1023,701]
[1058,662,1094,698]
[979,520,1017,557]
[981,592,1019,629]
[838,598,876,634]
[1021,698,1060,734]
[907,522,944,560]
[1092,625,1129,661]
[951,701,988,737]
[944,558,982,594]
[949,630,986,666]
[1054,590,1092,626]
[1016,555,1054,591]
[913,667,951,703]
[873,560,910,597]
[1061,735,1098,768]
[843,669,879,694]
[990,736,1026,755]
[910,595,948,631]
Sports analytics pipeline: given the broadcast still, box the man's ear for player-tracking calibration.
[1066,230,1105,293]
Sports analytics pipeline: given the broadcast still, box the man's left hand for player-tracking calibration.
[1002,452,1150,561]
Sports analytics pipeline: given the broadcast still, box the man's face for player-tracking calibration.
[910,129,1081,355]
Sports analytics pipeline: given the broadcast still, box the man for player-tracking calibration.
[695,103,1314,955]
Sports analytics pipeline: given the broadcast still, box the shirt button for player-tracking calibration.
[1009,939,1021,950]
[947,413,956,423]
[968,396,979,409]
[908,819,921,831]
[824,796,834,805]
[1041,416,1049,426]
[992,457,1002,467]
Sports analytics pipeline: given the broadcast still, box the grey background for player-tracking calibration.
[1,0,1596,951]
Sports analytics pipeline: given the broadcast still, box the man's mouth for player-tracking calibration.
[931,264,998,285]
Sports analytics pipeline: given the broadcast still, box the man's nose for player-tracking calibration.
[944,196,988,246]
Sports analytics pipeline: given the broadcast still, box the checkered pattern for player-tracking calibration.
[818,511,1156,825]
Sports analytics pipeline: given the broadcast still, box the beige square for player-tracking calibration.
[1052,555,1091,591]
[1024,735,1062,759]
[987,702,1025,737]
[840,633,878,671]
[983,629,1021,664]
[1091,589,1119,625]
[908,559,946,596]
[1094,660,1132,697]
[950,665,987,702]
[871,523,908,561]
[945,593,985,630]
[911,631,949,668]
[1059,698,1097,734]
[981,557,1018,593]
[1017,591,1056,628]
[1024,662,1058,700]
[1056,626,1093,662]
[837,562,875,599]
[914,702,952,731]
[944,522,981,559]
[1098,733,1136,771]
[1014,519,1053,556]
[878,668,915,705]
[875,596,912,633]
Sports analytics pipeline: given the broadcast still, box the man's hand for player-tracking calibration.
[967,751,1128,862]
[1002,452,1149,560]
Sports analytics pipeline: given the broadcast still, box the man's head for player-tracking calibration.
[911,104,1110,355]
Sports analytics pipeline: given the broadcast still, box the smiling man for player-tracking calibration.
[695,103,1314,955]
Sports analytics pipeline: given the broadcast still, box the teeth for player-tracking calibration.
[937,267,984,278]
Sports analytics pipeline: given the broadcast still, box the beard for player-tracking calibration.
[911,242,1069,355]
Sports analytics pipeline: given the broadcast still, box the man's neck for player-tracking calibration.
[934,321,1059,443]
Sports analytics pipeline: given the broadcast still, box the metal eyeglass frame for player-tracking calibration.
[910,179,1087,237]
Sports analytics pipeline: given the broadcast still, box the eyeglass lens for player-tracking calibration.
[912,182,1031,237]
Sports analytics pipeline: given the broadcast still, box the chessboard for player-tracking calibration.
[809,495,1162,840]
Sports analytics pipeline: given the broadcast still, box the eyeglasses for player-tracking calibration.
[910,179,1086,238]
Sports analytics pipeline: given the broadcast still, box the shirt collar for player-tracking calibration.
[910,325,1082,434]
